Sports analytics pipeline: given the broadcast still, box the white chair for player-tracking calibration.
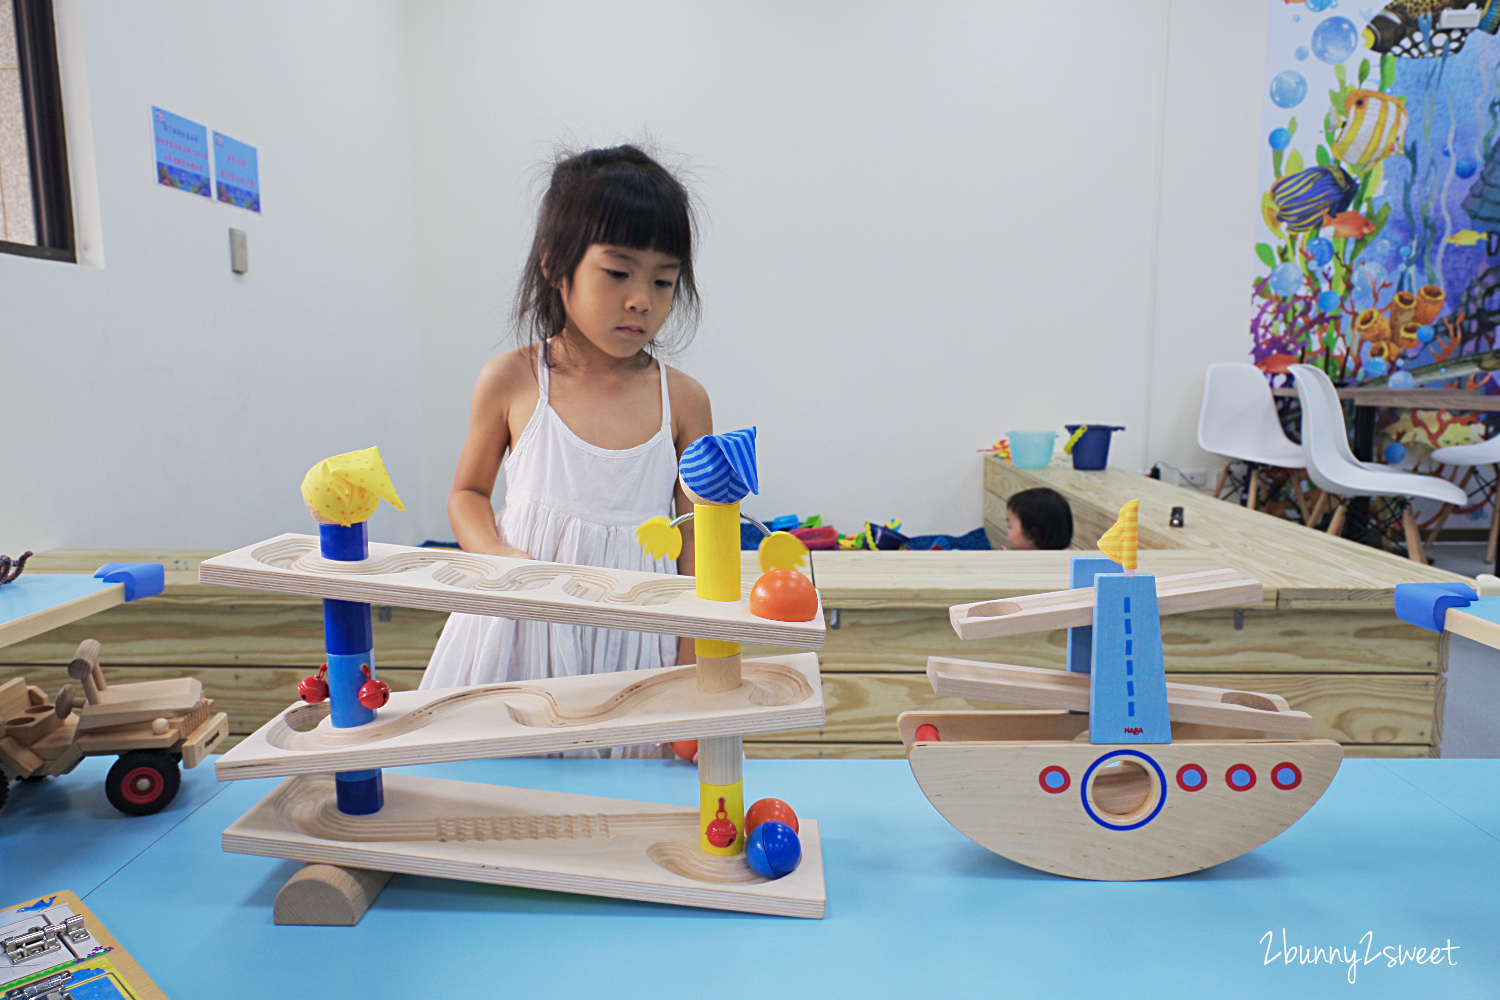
[1289,364,1468,563]
[1430,437,1500,570]
[1197,363,1309,513]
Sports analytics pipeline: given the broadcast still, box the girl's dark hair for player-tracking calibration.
[515,145,699,355]
[1007,488,1073,550]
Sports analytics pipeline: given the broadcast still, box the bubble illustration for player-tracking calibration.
[1308,238,1334,265]
[1269,127,1292,151]
[1268,261,1305,297]
[1311,17,1359,64]
[1383,441,1405,464]
[1295,46,1309,60]
[1306,0,1333,9]
[1389,371,1416,389]
[1457,157,1478,179]
[1270,70,1308,108]
[1366,356,1389,379]
[1318,289,1342,312]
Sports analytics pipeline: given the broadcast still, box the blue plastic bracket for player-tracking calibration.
[1089,573,1171,744]
[92,563,165,602]
[1393,582,1477,633]
[1067,556,1122,675]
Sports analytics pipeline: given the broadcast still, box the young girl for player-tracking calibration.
[421,146,713,720]
[1004,488,1074,550]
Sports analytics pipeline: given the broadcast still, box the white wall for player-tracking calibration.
[3,1,1270,552]
[407,0,1263,538]
[0,0,431,553]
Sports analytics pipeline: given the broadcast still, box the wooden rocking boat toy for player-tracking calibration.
[900,503,1343,881]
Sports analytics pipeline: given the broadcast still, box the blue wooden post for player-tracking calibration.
[320,522,383,814]
[1066,556,1122,675]
[1088,573,1171,745]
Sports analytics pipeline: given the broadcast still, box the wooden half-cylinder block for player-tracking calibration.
[274,864,393,926]
[926,657,1314,736]
[949,569,1264,641]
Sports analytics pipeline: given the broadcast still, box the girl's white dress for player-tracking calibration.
[421,353,680,755]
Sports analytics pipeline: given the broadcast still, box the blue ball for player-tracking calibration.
[1307,237,1334,265]
[1312,17,1359,64]
[1269,127,1292,151]
[745,821,801,879]
[1384,442,1407,465]
[1416,324,1435,343]
[1317,289,1342,312]
[1270,70,1307,109]
[1457,157,1479,179]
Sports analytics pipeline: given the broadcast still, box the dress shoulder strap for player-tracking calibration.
[536,342,551,402]
[657,356,671,432]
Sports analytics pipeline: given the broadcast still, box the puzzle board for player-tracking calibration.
[0,891,165,999]
[198,535,825,648]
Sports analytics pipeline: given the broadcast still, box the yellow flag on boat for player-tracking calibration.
[301,446,405,526]
[1097,499,1139,571]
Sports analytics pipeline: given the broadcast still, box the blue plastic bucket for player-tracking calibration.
[1007,430,1058,468]
[1065,425,1124,471]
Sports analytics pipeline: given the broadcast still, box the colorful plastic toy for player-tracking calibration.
[750,569,819,622]
[745,821,801,879]
[745,797,799,835]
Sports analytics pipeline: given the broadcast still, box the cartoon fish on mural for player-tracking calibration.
[1326,210,1376,238]
[1331,90,1408,169]
[1363,0,1500,58]
[1447,229,1487,246]
[1269,165,1356,232]
[1256,353,1299,374]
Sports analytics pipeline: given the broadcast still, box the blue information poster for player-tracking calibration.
[151,106,210,196]
[213,131,260,212]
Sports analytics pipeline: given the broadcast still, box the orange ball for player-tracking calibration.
[670,740,698,761]
[749,569,818,622]
[745,797,799,835]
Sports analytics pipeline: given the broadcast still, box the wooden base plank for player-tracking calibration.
[215,653,825,781]
[908,737,1343,880]
[226,772,825,918]
[199,535,824,649]
[274,864,392,925]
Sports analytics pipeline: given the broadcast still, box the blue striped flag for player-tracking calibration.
[680,427,759,503]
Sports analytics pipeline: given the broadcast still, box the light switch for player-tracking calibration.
[229,228,248,273]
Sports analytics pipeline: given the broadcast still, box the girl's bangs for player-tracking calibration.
[582,173,691,261]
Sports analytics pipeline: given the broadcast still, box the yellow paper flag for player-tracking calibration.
[758,531,809,573]
[1096,499,1139,571]
[301,446,405,526]
[636,516,683,560]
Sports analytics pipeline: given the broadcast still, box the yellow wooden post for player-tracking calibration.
[693,500,745,855]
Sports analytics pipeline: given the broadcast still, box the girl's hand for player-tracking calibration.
[476,542,533,561]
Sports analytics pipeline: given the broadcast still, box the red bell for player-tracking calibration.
[298,664,329,704]
[705,796,738,848]
[357,663,390,710]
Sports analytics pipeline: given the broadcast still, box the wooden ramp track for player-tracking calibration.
[926,656,1315,736]
[198,534,825,649]
[225,772,826,918]
[948,569,1264,641]
[216,653,824,781]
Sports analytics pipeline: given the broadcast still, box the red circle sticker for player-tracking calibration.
[1038,765,1071,794]
[1225,764,1257,791]
[120,766,164,804]
[1271,762,1303,790]
[1176,763,1207,792]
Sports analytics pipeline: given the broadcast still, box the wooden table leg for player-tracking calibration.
[1401,504,1429,565]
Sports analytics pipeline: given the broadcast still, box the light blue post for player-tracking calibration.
[1088,573,1171,744]
[1067,556,1122,675]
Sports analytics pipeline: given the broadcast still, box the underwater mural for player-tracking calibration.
[1254,0,1500,474]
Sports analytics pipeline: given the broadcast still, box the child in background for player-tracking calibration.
[1005,488,1073,550]
[421,147,713,730]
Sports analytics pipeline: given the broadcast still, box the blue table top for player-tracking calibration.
[0,574,116,627]
[1,757,1496,999]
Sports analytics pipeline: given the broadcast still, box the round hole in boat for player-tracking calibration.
[6,716,31,728]
[1271,762,1302,790]
[1088,759,1154,819]
[1038,765,1070,793]
[1225,764,1257,791]
[1176,763,1207,792]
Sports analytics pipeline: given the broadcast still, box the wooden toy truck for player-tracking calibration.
[0,639,228,817]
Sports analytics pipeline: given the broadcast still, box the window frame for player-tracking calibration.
[2,0,73,263]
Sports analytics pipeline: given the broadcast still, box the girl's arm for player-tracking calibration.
[668,367,714,665]
[448,352,535,560]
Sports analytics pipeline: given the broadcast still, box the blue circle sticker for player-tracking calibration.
[1226,764,1257,791]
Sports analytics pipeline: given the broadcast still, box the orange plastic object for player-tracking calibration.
[745,797,799,835]
[749,568,819,622]
[670,739,698,761]
[914,724,940,742]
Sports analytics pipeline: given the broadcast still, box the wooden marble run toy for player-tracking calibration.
[899,500,1343,881]
[206,440,828,922]
[0,562,225,818]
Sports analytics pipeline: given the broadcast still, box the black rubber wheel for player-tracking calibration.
[105,751,181,816]
[20,775,47,783]
[0,773,9,815]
